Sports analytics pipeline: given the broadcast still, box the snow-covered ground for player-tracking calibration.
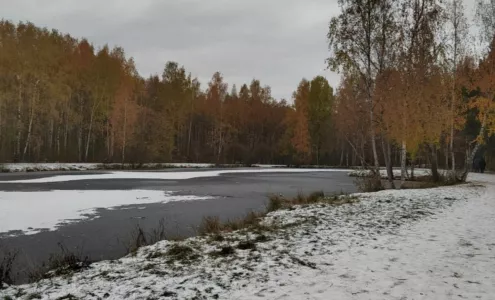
[0,190,212,236]
[2,173,493,299]
[0,168,349,184]
[348,168,435,179]
[0,163,101,172]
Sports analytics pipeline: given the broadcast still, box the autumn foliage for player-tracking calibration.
[329,0,495,179]
[0,20,337,165]
[0,3,494,173]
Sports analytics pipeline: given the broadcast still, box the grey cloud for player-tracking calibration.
[1,0,341,100]
[5,0,475,100]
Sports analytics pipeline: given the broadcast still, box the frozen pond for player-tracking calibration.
[0,168,356,282]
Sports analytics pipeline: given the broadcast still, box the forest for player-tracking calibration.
[0,0,494,178]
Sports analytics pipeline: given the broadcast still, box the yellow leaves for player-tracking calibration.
[469,96,491,110]
[373,65,452,153]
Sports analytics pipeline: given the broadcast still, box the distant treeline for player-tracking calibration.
[1,0,495,174]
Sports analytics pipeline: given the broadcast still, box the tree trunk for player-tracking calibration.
[110,129,114,161]
[22,99,35,160]
[217,126,223,164]
[16,79,22,161]
[461,112,488,181]
[78,96,83,162]
[64,96,70,158]
[48,119,54,158]
[360,138,366,168]
[369,106,380,173]
[85,104,96,162]
[339,144,344,167]
[381,136,394,188]
[445,143,449,169]
[22,81,39,161]
[411,159,415,180]
[122,97,127,163]
[345,136,365,168]
[400,140,407,188]
[106,119,110,160]
[56,124,60,158]
[450,114,455,171]
[429,144,440,182]
[316,145,320,166]
[187,118,193,160]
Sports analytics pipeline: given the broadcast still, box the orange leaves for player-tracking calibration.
[290,80,311,162]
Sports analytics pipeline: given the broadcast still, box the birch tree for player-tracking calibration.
[328,0,386,173]
[445,0,469,170]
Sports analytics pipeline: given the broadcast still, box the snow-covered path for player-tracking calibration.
[244,173,495,299]
[2,174,494,299]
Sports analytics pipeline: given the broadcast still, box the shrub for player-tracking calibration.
[198,216,223,235]
[354,175,384,192]
[267,195,285,212]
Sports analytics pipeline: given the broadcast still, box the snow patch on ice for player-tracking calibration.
[0,190,212,236]
[0,168,349,184]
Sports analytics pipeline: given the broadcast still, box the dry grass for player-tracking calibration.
[125,219,184,255]
[199,191,356,239]
[28,243,91,282]
[198,211,265,236]
[267,195,286,212]
[0,247,18,289]
[198,216,223,235]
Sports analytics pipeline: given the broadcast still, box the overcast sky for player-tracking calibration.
[1,0,478,101]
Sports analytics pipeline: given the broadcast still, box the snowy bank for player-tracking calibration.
[0,163,292,173]
[2,174,493,299]
[348,168,434,179]
[0,163,216,173]
[0,190,212,236]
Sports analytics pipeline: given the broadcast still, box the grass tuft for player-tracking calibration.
[212,246,235,257]
[237,241,256,250]
[165,245,199,263]
[0,247,18,290]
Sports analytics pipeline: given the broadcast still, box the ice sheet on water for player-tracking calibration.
[0,168,349,183]
[0,190,212,236]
